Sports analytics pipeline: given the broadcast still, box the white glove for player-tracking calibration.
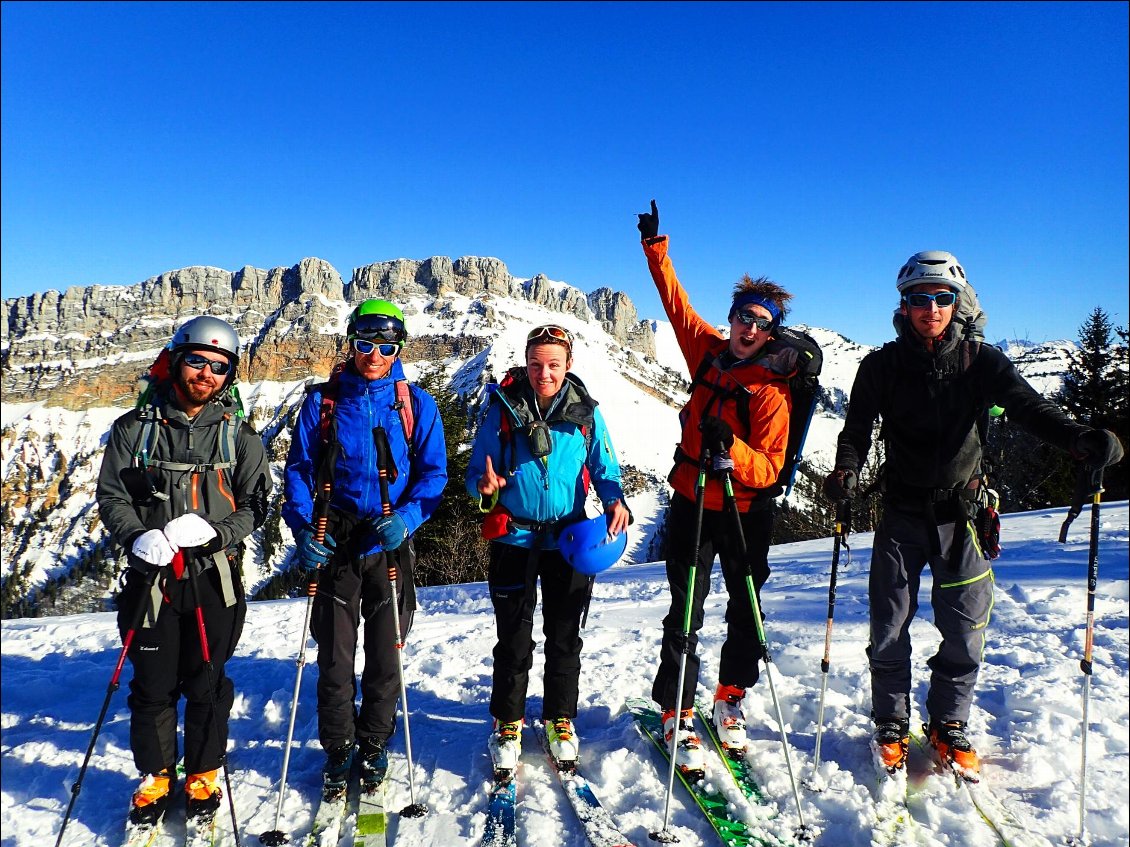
[163,513,219,548]
[132,529,178,567]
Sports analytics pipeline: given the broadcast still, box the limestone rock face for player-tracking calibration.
[2,255,652,407]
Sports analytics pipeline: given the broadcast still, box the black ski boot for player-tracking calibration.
[322,743,355,801]
[358,737,388,791]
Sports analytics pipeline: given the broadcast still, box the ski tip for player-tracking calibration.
[400,802,428,818]
[258,830,290,846]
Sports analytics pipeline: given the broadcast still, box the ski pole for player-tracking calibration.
[720,466,813,842]
[374,427,427,818]
[260,446,335,846]
[1067,464,1104,847]
[186,558,242,845]
[259,463,333,846]
[55,567,161,847]
[650,448,709,844]
[810,498,851,788]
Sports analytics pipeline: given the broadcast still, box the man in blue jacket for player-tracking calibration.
[283,299,448,798]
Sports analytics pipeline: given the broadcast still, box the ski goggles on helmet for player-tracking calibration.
[903,291,957,309]
[352,338,401,357]
[181,352,233,375]
[733,311,774,331]
[526,325,573,349]
[350,313,407,343]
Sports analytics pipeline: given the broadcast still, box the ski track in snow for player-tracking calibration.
[2,503,1127,846]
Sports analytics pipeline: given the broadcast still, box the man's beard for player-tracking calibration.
[175,370,226,406]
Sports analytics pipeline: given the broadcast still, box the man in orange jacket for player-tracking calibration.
[638,200,797,773]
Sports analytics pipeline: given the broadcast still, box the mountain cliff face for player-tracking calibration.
[0,256,1074,619]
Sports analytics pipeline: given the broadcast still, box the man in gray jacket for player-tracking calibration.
[97,315,271,831]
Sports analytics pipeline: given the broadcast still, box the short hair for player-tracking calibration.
[732,275,793,320]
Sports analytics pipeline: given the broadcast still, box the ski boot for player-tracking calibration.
[358,737,389,791]
[871,718,910,774]
[488,719,523,783]
[712,683,748,759]
[128,769,172,828]
[661,708,705,778]
[322,743,355,801]
[927,719,980,780]
[546,717,579,771]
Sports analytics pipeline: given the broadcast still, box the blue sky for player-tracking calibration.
[2,1,1127,347]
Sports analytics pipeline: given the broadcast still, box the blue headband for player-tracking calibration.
[729,292,782,323]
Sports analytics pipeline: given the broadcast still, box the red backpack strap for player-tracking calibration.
[395,378,415,458]
[317,362,348,445]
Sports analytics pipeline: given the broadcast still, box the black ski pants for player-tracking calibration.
[116,565,246,777]
[652,491,772,712]
[311,542,416,752]
[487,540,590,723]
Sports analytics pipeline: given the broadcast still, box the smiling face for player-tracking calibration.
[728,304,774,359]
[172,349,231,415]
[352,340,398,381]
[525,341,572,400]
[900,282,956,344]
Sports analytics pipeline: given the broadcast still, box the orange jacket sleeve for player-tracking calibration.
[642,236,720,375]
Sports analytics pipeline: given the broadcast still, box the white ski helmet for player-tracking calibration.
[169,315,240,364]
[896,251,969,294]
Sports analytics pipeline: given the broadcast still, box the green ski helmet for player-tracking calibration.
[347,299,407,344]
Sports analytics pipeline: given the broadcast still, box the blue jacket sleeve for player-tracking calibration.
[587,408,625,508]
[282,389,322,533]
[466,402,504,505]
[394,387,448,536]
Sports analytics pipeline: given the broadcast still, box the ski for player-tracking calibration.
[870,763,919,847]
[184,807,220,847]
[534,720,638,847]
[304,792,350,847]
[481,777,518,847]
[122,819,163,847]
[693,699,770,804]
[912,731,1052,847]
[353,755,390,847]
[627,696,782,847]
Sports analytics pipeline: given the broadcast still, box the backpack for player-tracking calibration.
[685,326,823,500]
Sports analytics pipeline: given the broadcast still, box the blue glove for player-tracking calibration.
[295,526,337,572]
[372,513,408,549]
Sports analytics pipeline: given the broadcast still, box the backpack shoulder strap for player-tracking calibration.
[395,378,416,458]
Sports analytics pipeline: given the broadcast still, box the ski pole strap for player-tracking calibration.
[1059,464,1104,543]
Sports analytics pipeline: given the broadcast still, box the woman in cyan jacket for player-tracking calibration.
[466,324,629,777]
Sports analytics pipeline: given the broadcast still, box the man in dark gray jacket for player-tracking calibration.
[97,315,271,831]
[823,251,1123,779]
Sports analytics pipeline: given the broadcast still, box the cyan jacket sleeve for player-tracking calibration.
[587,408,625,507]
[465,401,504,509]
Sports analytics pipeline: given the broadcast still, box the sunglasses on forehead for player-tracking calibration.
[734,311,774,331]
[182,352,232,375]
[352,338,402,357]
[526,325,573,346]
[903,291,958,308]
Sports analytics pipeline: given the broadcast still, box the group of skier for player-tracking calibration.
[93,199,1124,835]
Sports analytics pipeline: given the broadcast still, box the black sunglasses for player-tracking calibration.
[903,291,957,308]
[182,352,232,375]
[734,311,774,331]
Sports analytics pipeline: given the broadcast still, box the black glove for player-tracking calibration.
[637,199,659,240]
[823,469,858,502]
[1073,428,1124,468]
[699,415,735,453]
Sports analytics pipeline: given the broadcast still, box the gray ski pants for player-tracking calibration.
[868,508,994,724]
